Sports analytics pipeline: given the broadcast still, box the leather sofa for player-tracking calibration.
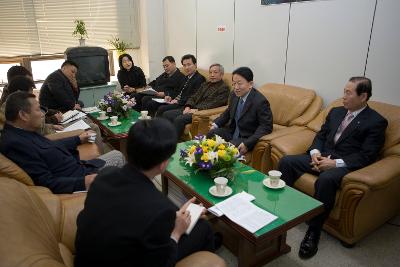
[270,99,400,245]
[194,83,323,173]
[0,177,227,267]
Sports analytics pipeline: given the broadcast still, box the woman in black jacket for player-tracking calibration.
[117,53,146,95]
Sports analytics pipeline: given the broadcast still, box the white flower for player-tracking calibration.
[122,105,127,111]
[214,135,225,146]
[184,153,195,166]
[208,151,218,164]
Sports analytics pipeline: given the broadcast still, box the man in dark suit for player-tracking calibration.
[39,60,82,112]
[0,91,125,194]
[75,118,217,267]
[144,54,206,116]
[162,63,230,137]
[207,67,273,154]
[278,77,388,259]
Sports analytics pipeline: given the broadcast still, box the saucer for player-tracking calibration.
[263,178,286,189]
[209,185,233,197]
[107,121,122,127]
[97,116,109,121]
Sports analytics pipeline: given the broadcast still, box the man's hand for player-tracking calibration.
[74,103,82,110]
[210,123,218,131]
[123,85,135,94]
[54,112,63,123]
[310,151,322,167]
[170,99,178,104]
[52,124,64,131]
[238,142,248,154]
[183,107,191,114]
[311,155,336,172]
[84,173,97,190]
[79,130,95,144]
[165,96,172,103]
[171,197,196,242]
[188,109,198,114]
[156,92,165,98]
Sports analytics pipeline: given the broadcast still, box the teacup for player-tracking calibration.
[214,177,228,194]
[110,116,118,125]
[268,170,282,187]
[141,110,148,119]
[98,111,106,119]
[88,132,97,143]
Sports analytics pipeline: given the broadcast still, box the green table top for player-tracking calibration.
[166,142,323,237]
[90,110,141,136]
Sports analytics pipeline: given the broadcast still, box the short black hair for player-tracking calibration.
[163,56,175,63]
[5,91,36,122]
[7,66,32,82]
[126,118,178,170]
[118,53,134,70]
[7,75,35,94]
[232,67,254,82]
[181,54,197,65]
[61,60,79,69]
[349,76,372,101]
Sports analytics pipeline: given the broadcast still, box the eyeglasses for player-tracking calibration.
[40,106,48,115]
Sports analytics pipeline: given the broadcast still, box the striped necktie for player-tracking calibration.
[175,77,190,101]
[334,112,355,143]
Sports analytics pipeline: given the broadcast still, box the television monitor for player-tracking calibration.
[64,46,110,87]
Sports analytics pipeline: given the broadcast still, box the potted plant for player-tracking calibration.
[73,19,88,46]
[108,36,131,56]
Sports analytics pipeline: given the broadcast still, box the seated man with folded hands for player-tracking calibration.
[0,91,125,194]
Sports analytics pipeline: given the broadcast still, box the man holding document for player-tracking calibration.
[75,118,219,267]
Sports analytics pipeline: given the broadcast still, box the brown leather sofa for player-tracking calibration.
[0,177,227,267]
[195,83,323,173]
[270,99,400,245]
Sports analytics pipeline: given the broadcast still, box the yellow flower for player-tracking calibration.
[217,150,226,158]
[232,148,239,155]
[207,139,216,148]
[189,145,196,153]
[218,144,226,150]
[201,153,209,161]
[201,146,208,153]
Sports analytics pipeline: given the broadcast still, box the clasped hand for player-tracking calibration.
[310,153,336,172]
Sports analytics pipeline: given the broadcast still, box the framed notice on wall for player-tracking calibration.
[261,0,312,5]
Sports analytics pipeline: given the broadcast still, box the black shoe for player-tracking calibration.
[299,229,320,259]
[213,232,223,250]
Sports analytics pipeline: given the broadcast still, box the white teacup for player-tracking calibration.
[110,116,118,125]
[214,177,228,194]
[88,133,97,143]
[141,110,148,119]
[268,170,282,187]
[98,111,106,119]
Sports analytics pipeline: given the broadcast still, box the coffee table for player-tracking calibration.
[162,142,323,267]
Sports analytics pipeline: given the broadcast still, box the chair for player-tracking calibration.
[270,99,400,245]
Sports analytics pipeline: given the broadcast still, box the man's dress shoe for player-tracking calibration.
[299,229,320,259]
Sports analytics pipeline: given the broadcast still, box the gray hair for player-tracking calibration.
[209,63,224,74]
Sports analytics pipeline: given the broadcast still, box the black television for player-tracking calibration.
[64,46,110,87]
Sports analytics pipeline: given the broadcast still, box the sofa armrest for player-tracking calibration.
[342,156,400,190]
[175,251,226,267]
[271,129,316,156]
[45,129,84,141]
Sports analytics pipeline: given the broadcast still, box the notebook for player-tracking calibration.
[185,203,205,234]
[61,110,80,123]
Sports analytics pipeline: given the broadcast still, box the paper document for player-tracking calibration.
[152,98,166,103]
[209,191,277,233]
[139,87,157,95]
[208,191,254,217]
[82,106,100,113]
[61,111,87,124]
[185,203,205,234]
[61,110,79,122]
[58,120,91,132]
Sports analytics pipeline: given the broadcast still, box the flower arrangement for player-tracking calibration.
[180,135,243,179]
[98,92,136,118]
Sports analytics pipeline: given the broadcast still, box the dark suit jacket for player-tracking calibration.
[75,165,179,267]
[117,65,147,89]
[185,80,229,110]
[309,106,388,170]
[39,69,80,112]
[0,124,104,193]
[177,71,206,104]
[148,69,185,96]
[214,88,273,150]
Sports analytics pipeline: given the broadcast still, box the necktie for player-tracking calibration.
[175,77,190,101]
[233,99,245,139]
[334,112,355,143]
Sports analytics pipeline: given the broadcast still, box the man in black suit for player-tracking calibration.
[75,118,217,267]
[144,54,206,116]
[207,67,273,154]
[39,60,82,112]
[278,77,388,259]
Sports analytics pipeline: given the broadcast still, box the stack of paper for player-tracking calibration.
[61,111,87,124]
[57,120,91,132]
[208,191,277,233]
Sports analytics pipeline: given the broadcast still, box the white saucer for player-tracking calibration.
[107,121,122,127]
[97,116,109,121]
[209,185,233,197]
[139,115,151,120]
[263,178,286,189]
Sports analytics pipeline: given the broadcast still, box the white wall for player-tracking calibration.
[160,0,399,106]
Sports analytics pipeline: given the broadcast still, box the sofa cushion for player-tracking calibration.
[0,153,34,185]
[0,177,65,266]
[258,83,316,126]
